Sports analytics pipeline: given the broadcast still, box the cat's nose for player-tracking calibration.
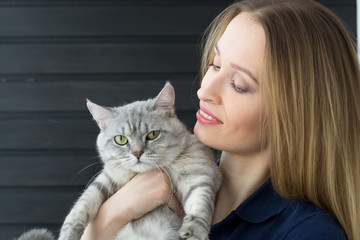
[132,151,144,160]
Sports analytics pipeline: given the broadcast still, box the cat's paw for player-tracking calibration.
[178,215,210,240]
[58,223,85,240]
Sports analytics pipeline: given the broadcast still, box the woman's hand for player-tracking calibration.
[81,169,184,240]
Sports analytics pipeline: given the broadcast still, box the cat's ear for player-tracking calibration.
[154,82,175,115]
[86,99,114,130]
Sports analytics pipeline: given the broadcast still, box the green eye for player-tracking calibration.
[114,135,128,145]
[147,130,160,140]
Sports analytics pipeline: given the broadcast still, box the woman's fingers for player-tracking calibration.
[121,169,184,220]
[81,169,184,240]
[167,191,185,218]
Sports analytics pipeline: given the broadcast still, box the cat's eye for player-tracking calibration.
[114,135,128,145]
[147,130,160,140]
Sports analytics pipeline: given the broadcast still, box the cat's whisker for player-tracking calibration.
[74,161,101,178]
[84,170,102,189]
[70,161,102,187]
[162,162,183,179]
[157,164,176,196]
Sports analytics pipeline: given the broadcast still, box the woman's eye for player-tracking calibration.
[114,135,128,145]
[231,82,249,93]
[146,130,160,140]
[209,63,221,71]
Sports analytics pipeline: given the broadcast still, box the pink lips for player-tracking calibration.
[196,105,223,125]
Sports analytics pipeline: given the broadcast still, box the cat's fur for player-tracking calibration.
[15,228,54,240]
[16,82,221,240]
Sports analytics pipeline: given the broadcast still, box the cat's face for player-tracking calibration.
[87,83,186,173]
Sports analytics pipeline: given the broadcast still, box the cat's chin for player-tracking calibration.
[130,163,155,173]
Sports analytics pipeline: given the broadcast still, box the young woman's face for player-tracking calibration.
[194,12,267,156]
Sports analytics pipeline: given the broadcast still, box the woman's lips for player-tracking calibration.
[196,107,223,125]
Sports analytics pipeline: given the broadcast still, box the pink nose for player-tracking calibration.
[133,152,144,159]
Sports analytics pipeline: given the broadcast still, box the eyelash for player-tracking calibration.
[209,63,249,93]
[209,63,221,71]
[230,81,248,93]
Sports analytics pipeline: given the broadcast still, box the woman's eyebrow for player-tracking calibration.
[230,63,259,84]
[215,44,221,56]
[215,44,259,84]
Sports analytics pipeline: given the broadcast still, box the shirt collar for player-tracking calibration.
[234,178,294,223]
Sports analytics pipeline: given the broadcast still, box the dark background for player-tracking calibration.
[0,0,356,239]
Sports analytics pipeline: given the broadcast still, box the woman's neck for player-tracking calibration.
[212,149,270,224]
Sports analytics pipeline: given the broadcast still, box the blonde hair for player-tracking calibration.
[200,0,360,239]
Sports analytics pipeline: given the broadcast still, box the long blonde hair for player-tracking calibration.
[200,0,360,239]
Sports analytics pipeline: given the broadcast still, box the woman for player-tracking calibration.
[82,0,360,239]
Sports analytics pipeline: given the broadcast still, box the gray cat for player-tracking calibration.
[16,82,221,240]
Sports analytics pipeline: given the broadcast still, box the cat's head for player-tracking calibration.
[87,82,188,173]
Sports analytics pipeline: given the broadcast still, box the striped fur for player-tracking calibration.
[58,83,221,240]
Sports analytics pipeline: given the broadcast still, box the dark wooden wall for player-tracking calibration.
[0,0,356,239]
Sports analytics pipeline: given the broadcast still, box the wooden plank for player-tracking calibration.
[0,6,224,37]
[0,114,96,150]
[0,0,235,6]
[0,3,355,38]
[0,187,81,224]
[0,79,200,112]
[0,0,354,7]
[0,72,198,82]
[0,110,197,150]
[0,150,99,187]
[0,43,199,74]
[318,0,355,5]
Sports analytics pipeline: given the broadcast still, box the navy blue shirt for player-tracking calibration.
[210,179,346,239]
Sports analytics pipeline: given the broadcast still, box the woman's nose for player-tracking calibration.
[197,71,222,104]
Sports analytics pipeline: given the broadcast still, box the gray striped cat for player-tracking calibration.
[16,82,221,240]
[59,82,220,240]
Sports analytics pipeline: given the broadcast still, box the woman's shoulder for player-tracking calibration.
[210,179,347,240]
[280,200,347,239]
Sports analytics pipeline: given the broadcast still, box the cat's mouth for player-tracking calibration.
[131,160,154,173]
